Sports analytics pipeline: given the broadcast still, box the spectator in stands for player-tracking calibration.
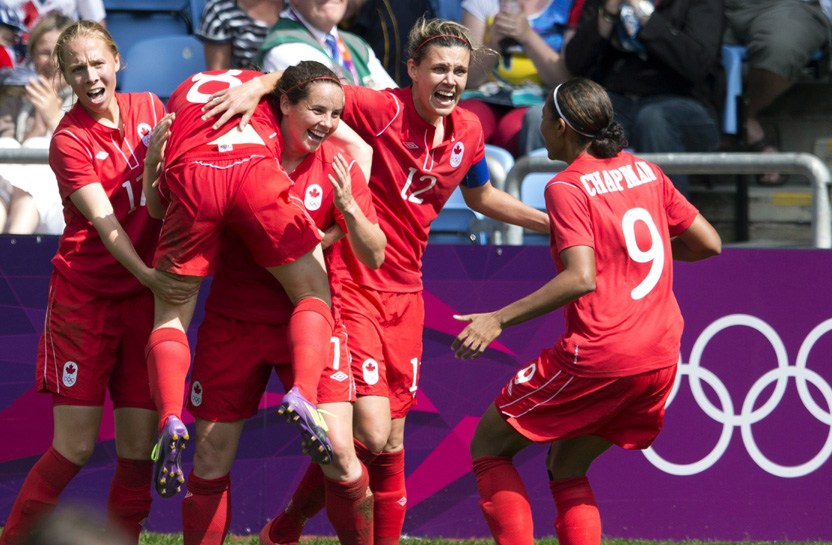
[522,0,725,196]
[459,0,583,156]
[0,7,25,81]
[724,0,831,185]
[340,0,434,86]
[4,0,105,31]
[0,12,73,235]
[195,0,283,70]
[430,0,463,21]
[257,0,397,90]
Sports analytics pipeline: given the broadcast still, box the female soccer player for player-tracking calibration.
[179,61,385,545]
[203,17,551,545]
[0,21,196,545]
[452,78,722,545]
[143,65,342,501]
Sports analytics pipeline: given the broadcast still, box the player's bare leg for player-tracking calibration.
[110,407,157,541]
[182,419,245,545]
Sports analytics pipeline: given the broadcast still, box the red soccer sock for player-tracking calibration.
[107,457,153,543]
[181,472,231,545]
[145,327,191,430]
[368,449,406,545]
[550,477,601,545]
[472,456,534,545]
[0,446,82,545]
[287,297,334,403]
[324,464,373,545]
[268,462,327,544]
[353,438,380,467]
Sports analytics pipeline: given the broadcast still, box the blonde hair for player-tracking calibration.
[55,20,120,77]
[27,12,73,59]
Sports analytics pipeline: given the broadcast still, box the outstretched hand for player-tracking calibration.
[451,312,504,360]
[145,112,175,185]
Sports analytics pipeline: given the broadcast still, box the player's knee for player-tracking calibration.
[192,436,234,478]
[61,440,96,466]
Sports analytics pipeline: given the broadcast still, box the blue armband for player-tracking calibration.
[462,156,490,189]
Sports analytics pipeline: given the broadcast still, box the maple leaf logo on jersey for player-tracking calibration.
[305,183,323,211]
[62,361,78,387]
[190,380,203,407]
[450,141,464,168]
[138,122,152,147]
[362,359,379,385]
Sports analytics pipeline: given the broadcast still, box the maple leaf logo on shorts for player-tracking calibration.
[62,361,78,387]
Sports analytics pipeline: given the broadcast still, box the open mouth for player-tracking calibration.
[433,88,457,108]
[307,127,328,144]
[87,88,105,102]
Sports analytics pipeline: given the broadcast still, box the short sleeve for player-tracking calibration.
[661,171,699,236]
[545,179,594,253]
[49,129,98,200]
[342,86,401,140]
[196,0,233,42]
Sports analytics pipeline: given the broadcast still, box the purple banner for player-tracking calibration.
[1,236,830,541]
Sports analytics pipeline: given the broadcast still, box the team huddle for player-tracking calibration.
[0,13,720,545]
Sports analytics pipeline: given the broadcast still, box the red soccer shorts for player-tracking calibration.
[154,148,321,277]
[186,311,354,422]
[36,270,155,409]
[341,280,424,419]
[494,348,677,449]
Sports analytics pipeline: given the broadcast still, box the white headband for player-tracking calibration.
[553,83,595,138]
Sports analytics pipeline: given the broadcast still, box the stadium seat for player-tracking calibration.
[518,148,559,245]
[119,35,205,100]
[430,187,488,245]
[190,0,207,31]
[107,11,191,66]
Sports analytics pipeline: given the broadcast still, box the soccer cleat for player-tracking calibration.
[278,386,333,464]
[151,415,189,498]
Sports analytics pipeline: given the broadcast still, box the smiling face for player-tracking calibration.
[280,81,345,158]
[407,44,470,126]
[290,0,347,33]
[61,35,120,124]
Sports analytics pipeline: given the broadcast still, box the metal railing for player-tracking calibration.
[502,152,832,248]
[5,148,831,248]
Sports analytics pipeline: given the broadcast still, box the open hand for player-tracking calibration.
[451,312,504,359]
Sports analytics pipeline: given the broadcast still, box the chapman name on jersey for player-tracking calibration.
[578,159,658,197]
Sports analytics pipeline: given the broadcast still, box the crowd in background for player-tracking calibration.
[0,0,829,233]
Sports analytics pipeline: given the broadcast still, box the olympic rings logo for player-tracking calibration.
[643,314,832,478]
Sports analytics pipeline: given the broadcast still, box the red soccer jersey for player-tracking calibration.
[336,85,487,292]
[49,92,165,299]
[165,70,281,165]
[204,141,377,324]
[544,151,698,378]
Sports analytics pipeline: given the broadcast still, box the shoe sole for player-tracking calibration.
[152,421,188,498]
[279,393,333,465]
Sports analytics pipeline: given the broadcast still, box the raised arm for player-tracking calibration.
[200,71,283,130]
[142,112,175,220]
[328,153,386,269]
[452,244,596,359]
